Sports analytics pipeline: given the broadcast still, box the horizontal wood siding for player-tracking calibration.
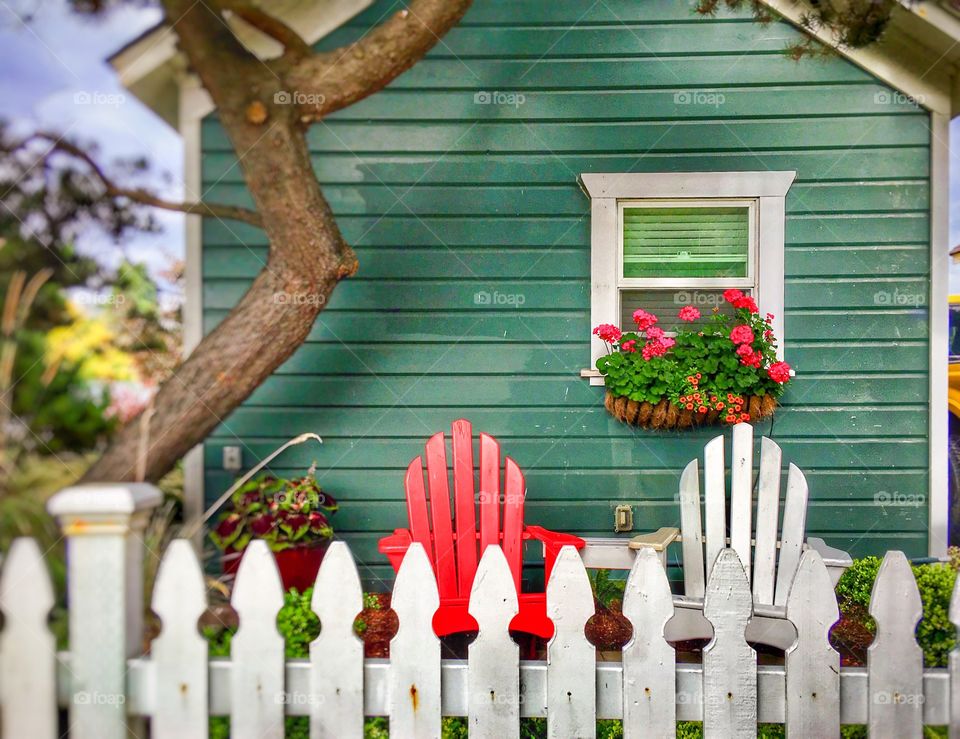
[200,0,932,585]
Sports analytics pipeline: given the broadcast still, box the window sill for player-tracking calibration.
[580,368,605,387]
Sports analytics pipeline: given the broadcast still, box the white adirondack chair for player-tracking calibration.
[630,423,852,649]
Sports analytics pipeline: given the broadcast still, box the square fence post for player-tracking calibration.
[47,483,162,739]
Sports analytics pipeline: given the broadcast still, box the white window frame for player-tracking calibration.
[579,171,796,386]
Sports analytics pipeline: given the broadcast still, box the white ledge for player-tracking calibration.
[578,171,797,199]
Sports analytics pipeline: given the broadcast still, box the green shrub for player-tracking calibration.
[835,556,957,667]
[835,556,882,620]
[913,564,957,668]
[278,588,321,659]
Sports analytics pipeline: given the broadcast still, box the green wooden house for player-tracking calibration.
[113,0,958,585]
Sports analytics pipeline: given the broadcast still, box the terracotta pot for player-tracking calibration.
[223,540,330,592]
[604,391,777,430]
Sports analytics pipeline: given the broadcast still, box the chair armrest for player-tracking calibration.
[525,526,584,584]
[378,529,413,573]
[524,525,585,550]
[806,536,853,586]
[628,527,681,552]
[578,537,638,570]
[378,529,413,553]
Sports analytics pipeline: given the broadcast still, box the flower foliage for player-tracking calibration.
[594,290,791,423]
[209,473,337,553]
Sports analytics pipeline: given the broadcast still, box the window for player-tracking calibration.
[580,171,795,384]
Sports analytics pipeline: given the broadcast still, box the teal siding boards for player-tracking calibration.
[200,0,932,584]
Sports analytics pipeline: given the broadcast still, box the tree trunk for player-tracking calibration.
[81,0,472,483]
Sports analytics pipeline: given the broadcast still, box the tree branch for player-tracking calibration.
[28,133,263,227]
[225,2,313,61]
[285,0,474,121]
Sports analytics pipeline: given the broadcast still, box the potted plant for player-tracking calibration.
[594,289,792,430]
[210,472,337,591]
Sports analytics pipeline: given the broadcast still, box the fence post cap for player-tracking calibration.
[47,482,163,518]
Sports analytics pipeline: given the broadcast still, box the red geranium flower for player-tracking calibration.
[678,306,701,322]
[723,289,744,304]
[729,325,755,345]
[593,323,622,343]
[632,309,659,331]
[732,295,759,313]
[641,340,668,360]
[767,361,792,383]
[621,339,637,353]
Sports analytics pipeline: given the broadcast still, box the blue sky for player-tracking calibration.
[1,1,958,296]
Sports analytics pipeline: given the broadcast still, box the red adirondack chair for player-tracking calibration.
[378,419,585,638]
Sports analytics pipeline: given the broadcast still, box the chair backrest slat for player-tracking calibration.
[773,463,809,606]
[703,435,726,582]
[502,457,526,591]
[752,436,783,604]
[478,433,501,556]
[729,423,754,583]
[452,419,479,596]
[404,457,432,551]
[679,459,706,599]
[689,424,813,609]
[425,433,458,598]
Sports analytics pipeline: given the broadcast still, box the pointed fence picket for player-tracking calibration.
[702,548,757,739]
[8,500,960,738]
[150,539,209,739]
[389,542,441,738]
[621,547,675,739]
[230,540,286,739]
[468,545,520,736]
[868,550,925,738]
[0,538,57,739]
[546,545,596,739]
[784,549,840,736]
[310,541,365,738]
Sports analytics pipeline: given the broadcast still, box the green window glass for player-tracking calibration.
[621,206,750,279]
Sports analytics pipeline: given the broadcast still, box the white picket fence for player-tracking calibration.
[1,483,959,738]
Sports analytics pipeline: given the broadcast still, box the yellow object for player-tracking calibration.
[44,303,137,382]
[949,295,960,419]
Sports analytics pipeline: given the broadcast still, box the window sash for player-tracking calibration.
[615,198,757,289]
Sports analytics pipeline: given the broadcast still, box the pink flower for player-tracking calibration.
[621,339,637,353]
[736,344,755,359]
[678,306,701,322]
[641,341,667,360]
[766,313,775,322]
[767,361,792,383]
[739,349,762,368]
[632,309,659,331]
[593,323,622,343]
[732,295,759,313]
[729,325,755,345]
[723,289,744,304]
[646,326,665,340]
[659,336,676,349]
